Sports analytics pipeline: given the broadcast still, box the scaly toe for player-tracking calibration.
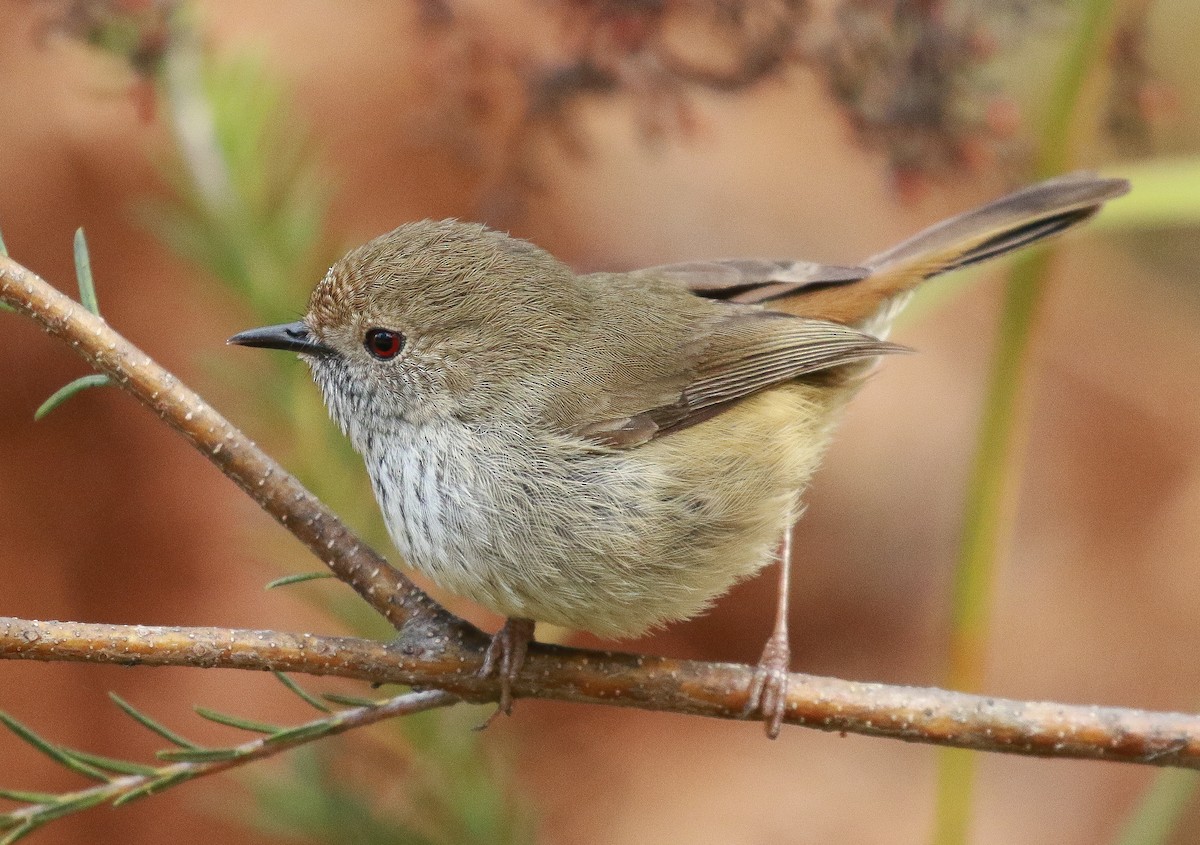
[741,631,791,739]
[476,617,535,724]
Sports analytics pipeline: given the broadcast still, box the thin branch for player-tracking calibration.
[3,617,1200,769]
[3,247,1200,769]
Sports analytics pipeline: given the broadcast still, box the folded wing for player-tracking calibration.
[571,310,903,448]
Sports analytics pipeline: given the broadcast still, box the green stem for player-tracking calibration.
[1115,769,1200,845]
[931,0,1118,841]
[944,245,1050,693]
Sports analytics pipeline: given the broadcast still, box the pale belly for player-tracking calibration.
[362,385,841,638]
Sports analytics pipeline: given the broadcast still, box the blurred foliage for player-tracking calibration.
[1096,156,1200,228]
[247,748,443,845]
[1116,769,1200,845]
[933,0,1120,840]
[244,708,533,845]
[143,54,329,316]
[47,0,171,74]
[30,2,536,843]
[48,0,1180,203]
[140,4,395,619]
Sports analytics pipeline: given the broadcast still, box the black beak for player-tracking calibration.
[227,321,334,356]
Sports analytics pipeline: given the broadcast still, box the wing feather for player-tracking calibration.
[646,259,869,304]
[571,311,904,448]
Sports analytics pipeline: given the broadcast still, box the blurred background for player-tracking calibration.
[2,1,1199,843]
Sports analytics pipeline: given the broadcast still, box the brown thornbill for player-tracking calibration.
[230,172,1128,737]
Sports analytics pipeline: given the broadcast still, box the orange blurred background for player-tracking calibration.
[2,2,1200,843]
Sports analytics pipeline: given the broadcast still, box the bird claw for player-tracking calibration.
[741,629,790,739]
[477,617,535,727]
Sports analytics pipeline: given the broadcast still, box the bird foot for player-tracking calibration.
[477,617,535,728]
[741,629,790,739]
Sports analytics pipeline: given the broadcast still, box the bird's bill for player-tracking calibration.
[227,321,334,356]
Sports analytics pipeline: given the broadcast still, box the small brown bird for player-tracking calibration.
[231,172,1128,736]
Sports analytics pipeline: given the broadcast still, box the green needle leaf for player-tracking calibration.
[156,747,246,763]
[64,750,157,777]
[264,571,335,590]
[0,713,109,783]
[321,693,380,708]
[271,671,331,713]
[34,375,112,420]
[193,707,281,735]
[73,228,100,315]
[0,227,7,256]
[263,722,334,745]
[0,789,62,804]
[108,693,200,750]
[17,790,108,827]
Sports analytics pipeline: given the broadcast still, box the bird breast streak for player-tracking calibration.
[360,383,835,638]
[365,423,476,578]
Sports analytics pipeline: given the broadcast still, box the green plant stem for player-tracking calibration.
[944,245,1050,692]
[931,0,1118,841]
[933,246,1050,845]
[1116,770,1200,845]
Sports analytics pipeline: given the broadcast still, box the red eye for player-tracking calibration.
[364,328,404,360]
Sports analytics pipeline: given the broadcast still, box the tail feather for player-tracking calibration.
[864,171,1129,276]
[774,172,1130,328]
[928,207,1098,272]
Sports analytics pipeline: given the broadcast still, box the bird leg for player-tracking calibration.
[479,616,535,720]
[741,527,793,738]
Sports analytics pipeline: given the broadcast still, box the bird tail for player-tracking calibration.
[775,172,1130,331]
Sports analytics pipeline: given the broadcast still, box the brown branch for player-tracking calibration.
[3,251,1200,768]
[4,617,1200,769]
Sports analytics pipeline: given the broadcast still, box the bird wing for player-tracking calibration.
[647,258,870,305]
[564,173,1129,448]
[570,310,904,448]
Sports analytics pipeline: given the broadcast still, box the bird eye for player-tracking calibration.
[364,328,404,360]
